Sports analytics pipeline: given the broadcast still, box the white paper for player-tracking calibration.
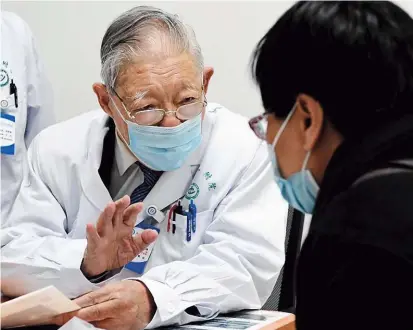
[1,286,80,328]
[167,310,290,330]
[58,317,104,330]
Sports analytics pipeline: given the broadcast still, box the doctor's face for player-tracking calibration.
[93,53,214,144]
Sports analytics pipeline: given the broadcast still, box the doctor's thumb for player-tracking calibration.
[141,229,159,245]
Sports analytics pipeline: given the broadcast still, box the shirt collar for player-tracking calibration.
[115,133,138,176]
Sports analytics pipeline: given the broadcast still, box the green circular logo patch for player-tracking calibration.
[185,183,200,200]
[0,69,9,87]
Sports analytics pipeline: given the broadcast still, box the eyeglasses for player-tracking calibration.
[113,89,206,126]
[249,113,268,140]
[127,101,207,126]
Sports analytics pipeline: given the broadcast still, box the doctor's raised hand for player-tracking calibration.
[81,195,158,277]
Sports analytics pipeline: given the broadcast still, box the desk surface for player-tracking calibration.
[1,313,295,330]
[262,313,295,330]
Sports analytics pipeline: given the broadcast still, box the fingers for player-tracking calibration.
[86,224,100,246]
[132,229,158,252]
[113,195,131,228]
[96,202,116,237]
[123,202,143,227]
[75,300,119,323]
[96,196,129,237]
[141,229,159,245]
[54,286,117,325]
[53,297,117,326]
[52,310,78,326]
[94,319,133,330]
[74,285,113,308]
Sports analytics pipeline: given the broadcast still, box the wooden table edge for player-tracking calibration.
[260,314,296,330]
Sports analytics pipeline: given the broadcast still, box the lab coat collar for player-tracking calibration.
[80,113,113,212]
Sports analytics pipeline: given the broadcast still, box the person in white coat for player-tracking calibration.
[0,11,55,225]
[1,6,288,330]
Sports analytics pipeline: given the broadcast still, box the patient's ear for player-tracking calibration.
[296,94,324,151]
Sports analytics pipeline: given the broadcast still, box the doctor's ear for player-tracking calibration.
[296,94,324,151]
[93,83,113,117]
[202,67,214,94]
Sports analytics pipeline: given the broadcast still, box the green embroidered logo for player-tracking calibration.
[185,183,200,200]
[0,69,9,87]
[208,183,217,191]
[204,172,212,180]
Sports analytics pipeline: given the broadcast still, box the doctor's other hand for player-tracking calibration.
[81,196,158,277]
[54,280,156,330]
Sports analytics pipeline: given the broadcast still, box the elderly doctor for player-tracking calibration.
[1,6,287,330]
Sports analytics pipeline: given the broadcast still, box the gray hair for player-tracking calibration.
[100,6,204,94]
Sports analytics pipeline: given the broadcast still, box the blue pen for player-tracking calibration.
[189,200,197,233]
[186,211,192,242]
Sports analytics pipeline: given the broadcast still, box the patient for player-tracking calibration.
[249,1,413,329]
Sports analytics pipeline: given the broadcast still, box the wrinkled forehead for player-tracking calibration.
[115,53,202,100]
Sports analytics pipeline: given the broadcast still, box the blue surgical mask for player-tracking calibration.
[111,99,202,171]
[268,105,320,214]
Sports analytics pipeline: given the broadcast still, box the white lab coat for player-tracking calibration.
[0,11,55,225]
[1,103,288,328]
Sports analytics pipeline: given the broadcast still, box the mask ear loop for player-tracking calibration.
[301,150,319,194]
[301,151,311,171]
[300,110,312,187]
[108,94,125,119]
[271,103,297,148]
[269,103,297,182]
[110,95,146,130]
[109,96,137,155]
[201,73,208,106]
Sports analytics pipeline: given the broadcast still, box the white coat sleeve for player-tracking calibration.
[22,18,55,146]
[138,142,288,328]
[0,136,98,298]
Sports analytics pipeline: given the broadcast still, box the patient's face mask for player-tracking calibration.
[268,105,320,214]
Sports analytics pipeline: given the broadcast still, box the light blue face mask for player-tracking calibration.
[268,104,320,214]
[111,99,202,172]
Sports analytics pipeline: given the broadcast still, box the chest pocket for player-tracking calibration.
[154,209,214,263]
[0,68,24,114]
[1,76,26,157]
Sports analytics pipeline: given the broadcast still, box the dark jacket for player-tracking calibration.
[296,114,413,330]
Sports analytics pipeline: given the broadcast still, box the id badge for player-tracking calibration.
[124,222,160,275]
[0,112,15,155]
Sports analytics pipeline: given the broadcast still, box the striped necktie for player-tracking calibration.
[130,163,163,204]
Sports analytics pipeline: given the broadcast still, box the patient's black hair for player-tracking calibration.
[251,1,413,138]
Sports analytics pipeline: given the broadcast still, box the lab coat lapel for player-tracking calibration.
[79,114,113,212]
[138,107,217,222]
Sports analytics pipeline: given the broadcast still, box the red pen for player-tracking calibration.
[167,204,177,233]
